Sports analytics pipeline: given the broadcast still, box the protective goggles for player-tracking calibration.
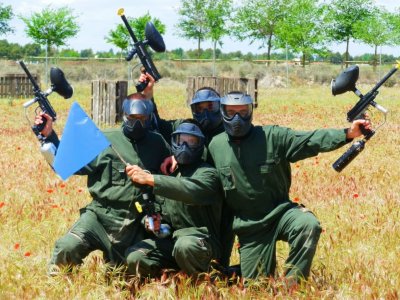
[191,101,220,114]
[221,104,253,120]
[123,114,149,127]
[172,133,203,148]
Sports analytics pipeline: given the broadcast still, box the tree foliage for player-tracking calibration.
[176,0,209,57]
[0,3,14,36]
[232,0,290,60]
[204,0,232,75]
[275,0,327,67]
[20,6,79,51]
[324,0,374,65]
[353,7,394,65]
[105,12,165,52]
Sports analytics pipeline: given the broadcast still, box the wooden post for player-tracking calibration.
[186,76,258,107]
[91,80,128,126]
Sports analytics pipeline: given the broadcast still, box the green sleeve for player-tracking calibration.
[153,167,221,205]
[281,127,348,163]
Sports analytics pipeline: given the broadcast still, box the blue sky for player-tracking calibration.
[2,0,400,56]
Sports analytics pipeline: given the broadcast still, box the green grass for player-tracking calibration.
[1,80,399,299]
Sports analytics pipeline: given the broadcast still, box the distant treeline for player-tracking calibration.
[0,39,398,65]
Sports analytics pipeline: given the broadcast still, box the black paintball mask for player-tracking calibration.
[122,98,153,140]
[190,88,222,133]
[171,122,205,165]
[220,92,254,138]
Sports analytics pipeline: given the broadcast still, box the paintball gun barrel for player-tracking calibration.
[117,8,166,92]
[20,60,73,139]
[331,62,399,172]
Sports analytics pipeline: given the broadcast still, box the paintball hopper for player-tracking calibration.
[50,67,73,99]
[144,22,165,53]
[331,65,359,96]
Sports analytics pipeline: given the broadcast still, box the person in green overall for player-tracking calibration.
[207,91,372,283]
[35,93,171,274]
[139,72,236,272]
[124,120,223,277]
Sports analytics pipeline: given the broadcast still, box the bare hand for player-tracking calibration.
[139,72,155,99]
[126,164,155,186]
[346,119,372,139]
[34,113,53,137]
[160,155,177,175]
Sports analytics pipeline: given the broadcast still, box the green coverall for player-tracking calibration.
[50,129,171,267]
[125,161,223,276]
[153,114,235,268]
[208,125,349,280]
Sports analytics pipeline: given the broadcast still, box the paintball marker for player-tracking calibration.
[135,188,171,238]
[20,60,73,140]
[331,62,399,172]
[117,8,166,92]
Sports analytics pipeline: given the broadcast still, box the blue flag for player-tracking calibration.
[53,101,110,180]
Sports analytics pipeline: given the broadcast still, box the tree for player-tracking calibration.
[204,0,233,76]
[388,8,400,46]
[105,12,165,54]
[0,3,13,36]
[20,5,79,83]
[232,0,290,63]
[324,0,374,67]
[275,0,328,67]
[176,0,209,58]
[353,7,394,68]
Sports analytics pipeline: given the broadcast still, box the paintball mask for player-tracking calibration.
[220,92,253,138]
[190,88,222,132]
[171,122,205,165]
[122,99,153,140]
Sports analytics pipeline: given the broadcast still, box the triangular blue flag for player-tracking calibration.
[53,101,111,180]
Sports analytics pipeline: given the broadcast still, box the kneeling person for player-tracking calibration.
[125,120,223,277]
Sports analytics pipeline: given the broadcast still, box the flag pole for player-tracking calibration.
[110,145,129,166]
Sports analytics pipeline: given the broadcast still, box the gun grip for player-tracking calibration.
[33,116,47,134]
[135,80,148,93]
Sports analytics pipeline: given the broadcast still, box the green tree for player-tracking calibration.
[20,6,79,82]
[176,0,209,58]
[80,48,94,58]
[204,0,233,76]
[275,0,327,67]
[353,7,394,68]
[232,0,289,63]
[324,0,374,67]
[105,12,165,54]
[0,2,13,36]
[388,8,400,46]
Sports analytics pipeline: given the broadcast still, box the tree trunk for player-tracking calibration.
[345,36,350,68]
[373,44,378,72]
[212,40,216,77]
[267,34,272,66]
[197,38,201,59]
[302,52,306,68]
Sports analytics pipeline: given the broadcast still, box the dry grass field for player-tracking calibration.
[0,67,399,299]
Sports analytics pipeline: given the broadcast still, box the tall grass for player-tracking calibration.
[0,73,399,298]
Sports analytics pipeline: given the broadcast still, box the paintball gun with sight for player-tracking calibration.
[331,61,399,172]
[117,8,166,92]
[20,60,73,164]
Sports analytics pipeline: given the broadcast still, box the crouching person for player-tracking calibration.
[125,120,223,277]
[36,94,171,275]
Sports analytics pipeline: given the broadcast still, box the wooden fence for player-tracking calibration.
[186,76,258,107]
[91,80,128,126]
[0,74,39,98]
